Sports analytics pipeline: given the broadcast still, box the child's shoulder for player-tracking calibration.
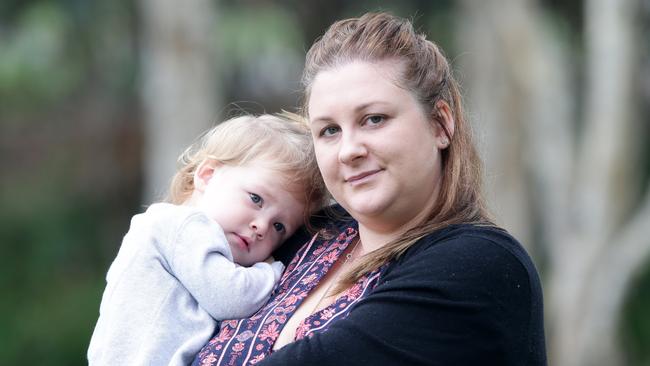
[145,202,195,216]
[135,203,210,232]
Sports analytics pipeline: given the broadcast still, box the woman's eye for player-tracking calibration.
[273,222,285,232]
[249,193,263,206]
[366,115,384,125]
[320,126,340,137]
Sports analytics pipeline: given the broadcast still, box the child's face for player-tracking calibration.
[193,162,306,266]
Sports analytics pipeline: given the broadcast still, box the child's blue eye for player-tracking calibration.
[250,193,262,205]
[273,223,285,232]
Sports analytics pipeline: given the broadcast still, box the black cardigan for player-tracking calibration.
[267,213,547,365]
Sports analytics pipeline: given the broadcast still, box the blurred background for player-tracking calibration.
[1,0,649,365]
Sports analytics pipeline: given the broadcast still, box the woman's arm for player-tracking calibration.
[258,233,546,366]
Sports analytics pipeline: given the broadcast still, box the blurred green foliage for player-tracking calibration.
[0,2,80,114]
[623,266,650,366]
[0,0,138,364]
[0,202,106,364]
[0,178,134,364]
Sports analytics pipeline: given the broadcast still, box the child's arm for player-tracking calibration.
[163,212,284,320]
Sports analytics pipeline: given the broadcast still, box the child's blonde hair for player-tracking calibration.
[167,113,327,217]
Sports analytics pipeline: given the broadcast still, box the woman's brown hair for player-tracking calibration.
[301,12,491,291]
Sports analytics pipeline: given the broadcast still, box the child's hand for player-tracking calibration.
[264,256,285,282]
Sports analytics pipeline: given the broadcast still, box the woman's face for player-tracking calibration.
[308,60,449,233]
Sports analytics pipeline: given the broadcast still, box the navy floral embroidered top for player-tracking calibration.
[193,226,384,366]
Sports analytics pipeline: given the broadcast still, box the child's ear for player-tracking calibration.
[193,159,221,193]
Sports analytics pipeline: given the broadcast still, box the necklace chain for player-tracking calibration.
[344,240,359,264]
[311,237,360,314]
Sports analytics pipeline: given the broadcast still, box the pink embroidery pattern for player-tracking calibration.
[294,269,383,340]
[193,227,385,366]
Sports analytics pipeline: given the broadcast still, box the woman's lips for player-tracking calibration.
[345,169,382,185]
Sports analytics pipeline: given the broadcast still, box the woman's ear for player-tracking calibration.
[433,100,455,148]
[193,159,220,193]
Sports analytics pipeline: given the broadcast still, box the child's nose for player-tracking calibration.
[250,220,268,239]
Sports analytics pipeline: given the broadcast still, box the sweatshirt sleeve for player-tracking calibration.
[164,212,284,320]
[257,234,544,366]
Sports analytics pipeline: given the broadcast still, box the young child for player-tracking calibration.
[87,114,325,366]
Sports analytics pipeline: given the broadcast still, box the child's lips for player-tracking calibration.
[234,233,250,251]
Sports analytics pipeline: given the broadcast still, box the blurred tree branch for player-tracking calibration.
[139,0,220,202]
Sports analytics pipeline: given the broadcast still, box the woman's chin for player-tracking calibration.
[340,198,390,220]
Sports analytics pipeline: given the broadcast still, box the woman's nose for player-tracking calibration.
[338,131,367,164]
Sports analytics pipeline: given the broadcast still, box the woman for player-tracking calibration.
[193,12,546,365]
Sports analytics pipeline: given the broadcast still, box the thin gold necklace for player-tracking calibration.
[311,237,361,314]
[343,237,360,265]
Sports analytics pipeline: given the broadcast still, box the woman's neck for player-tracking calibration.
[356,206,431,254]
[353,185,439,253]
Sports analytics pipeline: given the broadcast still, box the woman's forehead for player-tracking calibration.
[307,61,415,118]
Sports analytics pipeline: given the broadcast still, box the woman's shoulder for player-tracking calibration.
[387,223,543,297]
[374,224,546,365]
[405,224,535,269]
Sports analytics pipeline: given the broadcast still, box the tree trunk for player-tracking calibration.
[559,0,644,365]
[457,0,649,365]
[456,0,572,256]
[138,0,219,202]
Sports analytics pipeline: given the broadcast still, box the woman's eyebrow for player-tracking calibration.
[354,101,390,112]
[312,101,391,123]
[310,116,333,124]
